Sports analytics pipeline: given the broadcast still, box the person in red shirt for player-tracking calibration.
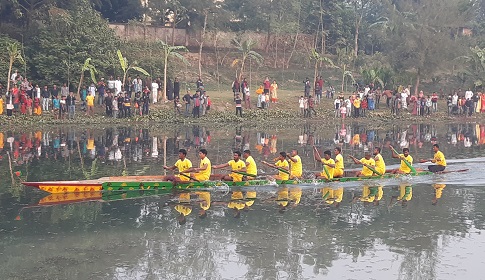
[26,96,33,115]
[263,77,271,95]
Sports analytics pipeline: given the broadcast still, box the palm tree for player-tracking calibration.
[77,58,97,96]
[310,49,335,89]
[6,42,24,94]
[231,38,264,81]
[117,50,150,89]
[159,40,190,101]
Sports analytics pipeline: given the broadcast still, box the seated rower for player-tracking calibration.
[212,151,247,182]
[313,148,335,180]
[262,152,290,181]
[183,149,211,181]
[349,152,376,177]
[243,150,258,180]
[420,144,446,172]
[163,149,192,182]
[287,149,303,179]
[333,147,345,178]
[388,146,420,174]
[373,147,386,175]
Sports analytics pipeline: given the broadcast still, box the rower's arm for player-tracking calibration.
[163,165,176,171]
[198,163,209,172]
[313,147,322,162]
[349,156,361,165]
[287,155,297,163]
[213,163,229,169]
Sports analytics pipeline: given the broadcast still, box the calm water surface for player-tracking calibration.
[1,122,485,280]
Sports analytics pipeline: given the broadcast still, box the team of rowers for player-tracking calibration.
[161,144,447,183]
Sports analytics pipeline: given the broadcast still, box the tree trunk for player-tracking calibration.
[414,68,421,96]
[6,59,13,94]
[354,21,360,57]
[314,61,318,93]
[319,0,325,55]
[286,0,302,69]
[172,10,177,46]
[274,37,278,68]
[198,12,208,79]
[341,65,346,92]
[163,53,168,101]
[77,71,84,96]
[239,56,246,82]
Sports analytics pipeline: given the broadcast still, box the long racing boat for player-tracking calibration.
[21,169,468,194]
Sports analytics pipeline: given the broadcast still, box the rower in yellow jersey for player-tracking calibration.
[212,151,247,182]
[420,144,446,173]
[287,149,302,179]
[373,147,386,175]
[333,147,345,178]
[313,149,335,180]
[184,149,211,181]
[163,149,193,182]
[262,152,290,181]
[349,152,376,177]
[243,150,258,179]
[389,147,415,174]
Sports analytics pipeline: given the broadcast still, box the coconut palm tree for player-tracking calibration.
[159,40,189,101]
[6,42,24,94]
[77,58,97,96]
[231,38,264,81]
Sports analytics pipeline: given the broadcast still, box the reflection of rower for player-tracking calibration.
[389,185,413,207]
[175,192,192,225]
[195,191,210,219]
[212,151,247,182]
[228,191,247,218]
[275,187,302,213]
[432,184,446,205]
[321,187,343,207]
[353,186,383,206]
[420,144,446,173]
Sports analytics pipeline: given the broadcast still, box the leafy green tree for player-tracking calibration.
[76,58,97,96]
[231,38,263,81]
[310,48,334,88]
[159,40,189,101]
[116,50,150,89]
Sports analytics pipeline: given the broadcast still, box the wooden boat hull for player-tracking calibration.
[22,170,462,194]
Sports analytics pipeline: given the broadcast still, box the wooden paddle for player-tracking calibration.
[349,155,382,176]
[261,161,290,175]
[313,146,331,179]
[178,172,201,182]
[221,168,257,178]
[389,145,416,173]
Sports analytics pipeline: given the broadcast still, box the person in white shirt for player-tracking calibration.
[151,81,159,103]
[88,83,96,98]
[334,97,341,118]
[10,70,18,82]
[115,76,122,96]
[465,88,473,100]
[299,96,305,116]
[345,97,352,117]
[401,87,410,109]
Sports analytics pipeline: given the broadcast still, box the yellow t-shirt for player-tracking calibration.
[399,154,414,174]
[320,158,335,179]
[0,133,3,149]
[175,205,192,216]
[196,157,211,181]
[353,99,361,108]
[290,155,302,178]
[374,154,386,175]
[245,156,258,177]
[275,160,289,180]
[175,158,193,181]
[228,159,246,182]
[87,138,94,150]
[433,151,446,166]
[335,154,344,170]
[360,158,376,177]
[86,95,94,106]
[195,191,211,210]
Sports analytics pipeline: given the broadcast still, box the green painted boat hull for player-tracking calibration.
[102,171,434,191]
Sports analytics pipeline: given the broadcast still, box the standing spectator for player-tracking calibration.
[41,85,50,111]
[51,84,59,101]
[66,92,76,119]
[353,96,361,118]
[52,95,60,119]
[303,96,309,118]
[0,92,3,115]
[431,92,438,112]
[345,96,352,118]
[134,92,142,115]
[193,92,201,118]
[26,95,33,115]
[173,77,180,99]
[304,78,311,97]
[34,84,41,100]
[97,78,105,105]
[241,78,249,100]
[314,79,322,103]
[361,97,368,117]
[85,92,94,116]
[107,76,115,104]
[235,93,243,117]
[340,101,347,119]
[232,78,240,101]
[196,76,204,89]
[473,92,480,112]
[123,93,131,117]
[133,76,143,94]
[263,77,271,97]
[334,97,341,118]
[308,95,316,117]
[61,83,69,98]
[182,90,191,116]
[33,98,41,116]
[425,96,432,115]
[80,86,87,111]
[167,77,173,100]
[270,80,278,103]
[151,79,159,103]
[115,76,122,96]
[142,90,150,115]
[117,92,124,118]
[256,85,264,108]
[420,96,426,116]
[174,96,182,115]
[244,85,251,109]
[112,95,119,118]
[105,92,113,117]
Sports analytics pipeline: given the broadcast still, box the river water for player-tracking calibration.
[1,122,485,280]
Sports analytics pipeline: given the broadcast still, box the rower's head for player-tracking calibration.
[178,149,187,159]
[402,148,410,157]
[433,144,439,153]
[324,150,332,160]
[290,149,298,157]
[334,147,341,155]
[243,150,251,159]
[233,151,241,161]
[373,147,381,156]
[279,152,287,161]
[364,152,372,160]
[199,149,208,159]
